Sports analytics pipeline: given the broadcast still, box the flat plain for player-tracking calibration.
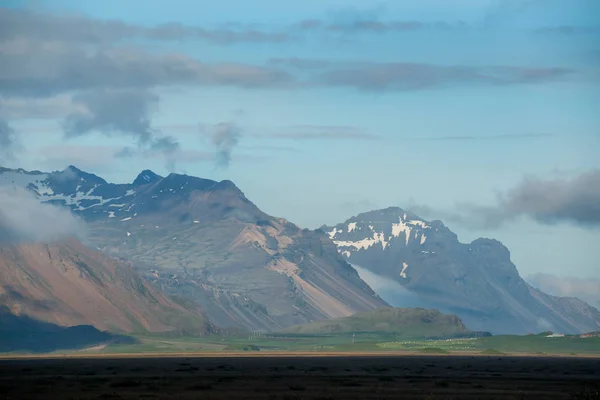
[1,354,599,399]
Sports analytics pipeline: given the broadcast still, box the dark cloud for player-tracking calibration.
[0,187,84,244]
[267,125,379,140]
[208,122,241,168]
[528,273,600,309]
[410,170,600,229]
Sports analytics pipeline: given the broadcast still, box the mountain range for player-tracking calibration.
[323,207,600,334]
[1,166,599,336]
[0,166,387,332]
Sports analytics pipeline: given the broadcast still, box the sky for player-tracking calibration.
[0,0,599,279]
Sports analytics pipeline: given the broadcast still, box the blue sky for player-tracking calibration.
[1,0,599,278]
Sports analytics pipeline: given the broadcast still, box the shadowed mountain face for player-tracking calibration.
[322,207,600,335]
[0,167,387,331]
[0,306,136,353]
[0,239,213,335]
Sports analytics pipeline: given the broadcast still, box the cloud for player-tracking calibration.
[63,88,158,144]
[208,122,241,168]
[0,8,288,45]
[410,170,600,229]
[415,133,554,141]
[267,125,379,140]
[0,117,17,161]
[270,59,574,91]
[528,273,600,309]
[0,95,81,119]
[0,187,84,244]
[0,39,294,98]
[294,19,468,34]
[535,26,600,35]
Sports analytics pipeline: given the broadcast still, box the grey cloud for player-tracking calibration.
[208,122,241,168]
[0,8,288,45]
[63,88,158,144]
[0,187,84,244]
[528,273,600,309]
[0,39,294,98]
[0,95,81,119]
[1,8,468,47]
[0,117,18,162]
[145,22,289,44]
[268,125,379,140]
[62,88,184,171]
[410,170,600,229]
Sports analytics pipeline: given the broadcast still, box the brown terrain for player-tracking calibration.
[0,239,212,334]
[0,355,598,399]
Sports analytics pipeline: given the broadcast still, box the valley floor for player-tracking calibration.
[1,355,599,399]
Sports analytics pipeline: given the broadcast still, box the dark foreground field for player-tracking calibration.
[1,355,599,399]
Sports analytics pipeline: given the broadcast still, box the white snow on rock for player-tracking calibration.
[400,262,409,278]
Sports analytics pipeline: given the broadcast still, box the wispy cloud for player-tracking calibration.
[206,122,242,168]
[270,58,574,91]
[534,26,600,35]
[265,125,379,140]
[415,133,554,141]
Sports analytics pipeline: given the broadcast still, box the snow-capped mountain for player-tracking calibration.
[323,207,600,335]
[1,166,388,332]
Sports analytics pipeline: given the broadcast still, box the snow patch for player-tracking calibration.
[400,262,409,278]
[120,217,132,222]
[108,211,115,218]
[334,231,388,251]
[347,222,357,232]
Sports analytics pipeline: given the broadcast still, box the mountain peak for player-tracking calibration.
[52,165,107,186]
[133,170,162,186]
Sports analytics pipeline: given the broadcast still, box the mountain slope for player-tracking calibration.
[281,307,480,339]
[0,166,388,331]
[0,238,213,334]
[323,207,600,335]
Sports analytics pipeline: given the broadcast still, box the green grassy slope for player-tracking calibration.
[279,308,475,338]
